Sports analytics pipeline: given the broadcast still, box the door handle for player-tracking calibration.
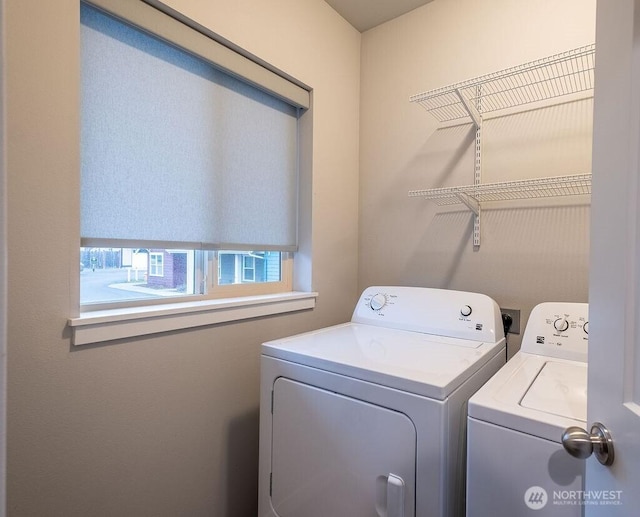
[561,422,615,466]
[386,473,405,517]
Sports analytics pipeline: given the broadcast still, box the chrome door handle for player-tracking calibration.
[561,422,615,466]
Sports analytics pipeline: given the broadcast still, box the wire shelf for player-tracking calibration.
[408,173,592,205]
[410,44,595,123]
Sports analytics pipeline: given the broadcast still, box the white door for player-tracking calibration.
[270,378,416,517]
[586,0,640,513]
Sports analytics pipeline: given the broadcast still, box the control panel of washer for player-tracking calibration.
[520,302,588,362]
[351,286,504,343]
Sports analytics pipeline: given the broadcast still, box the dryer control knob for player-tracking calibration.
[460,305,472,317]
[370,293,387,311]
[554,317,570,332]
[583,321,589,334]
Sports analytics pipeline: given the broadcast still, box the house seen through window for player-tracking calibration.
[80,248,284,305]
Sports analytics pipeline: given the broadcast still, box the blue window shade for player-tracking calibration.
[80,4,299,251]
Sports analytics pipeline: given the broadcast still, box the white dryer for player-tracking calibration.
[466,302,588,517]
[259,286,506,517]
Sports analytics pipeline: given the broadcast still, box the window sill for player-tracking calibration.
[68,291,318,346]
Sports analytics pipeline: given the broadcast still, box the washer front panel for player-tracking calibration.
[467,418,584,517]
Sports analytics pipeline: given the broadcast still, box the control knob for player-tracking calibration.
[554,317,569,332]
[460,305,472,317]
[370,293,387,311]
[583,321,589,334]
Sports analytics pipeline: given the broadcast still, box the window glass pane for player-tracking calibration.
[217,251,281,286]
[80,247,198,304]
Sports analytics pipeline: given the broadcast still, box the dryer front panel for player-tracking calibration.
[270,377,417,517]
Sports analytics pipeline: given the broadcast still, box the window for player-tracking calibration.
[216,251,281,285]
[79,2,309,310]
[149,253,164,277]
[243,256,256,282]
[79,247,287,305]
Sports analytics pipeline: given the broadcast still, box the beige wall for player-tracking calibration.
[359,0,597,355]
[5,0,360,515]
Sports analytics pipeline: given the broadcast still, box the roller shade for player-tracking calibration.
[80,3,300,251]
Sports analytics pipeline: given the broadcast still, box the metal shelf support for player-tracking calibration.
[473,85,482,247]
[455,191,480,215]
[453,88,482,127]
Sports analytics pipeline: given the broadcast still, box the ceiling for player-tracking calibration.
[324,0,434,32]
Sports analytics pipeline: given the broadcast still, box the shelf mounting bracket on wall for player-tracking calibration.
[453,88,481,127]
[472,85,482,247]
[454,86,483,246]
[455,191,480,215]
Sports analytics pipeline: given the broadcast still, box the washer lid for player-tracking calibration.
[520,361,587,421]
[261,322,504,400]
[468,352,587,442]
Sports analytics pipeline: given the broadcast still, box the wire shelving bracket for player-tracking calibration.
[409,44,595,247]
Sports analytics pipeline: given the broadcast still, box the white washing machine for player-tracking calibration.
[466,302,588,517]
[259,286,506,517]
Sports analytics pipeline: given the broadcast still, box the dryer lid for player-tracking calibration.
[262,322,504,400]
